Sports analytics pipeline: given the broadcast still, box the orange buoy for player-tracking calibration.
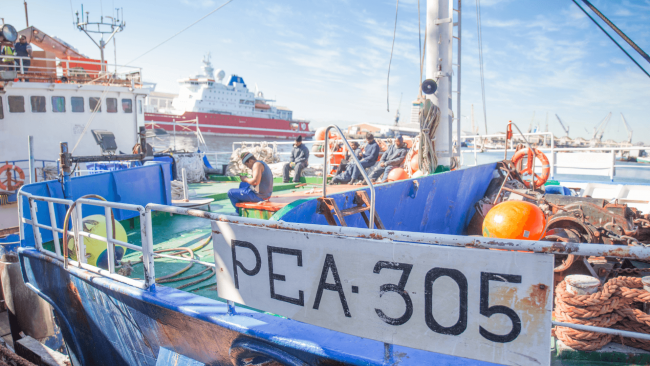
[482,201,546,240]
[403,137,413,149]
[315,127,335,141]
[409,155,419,172]
[387,167,409,182]
[411,170,424,179]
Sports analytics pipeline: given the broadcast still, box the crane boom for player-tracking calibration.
[555,114,570,137]
[595,112,612,141]
[621,113,633,143]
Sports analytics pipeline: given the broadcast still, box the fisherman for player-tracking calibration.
[14,35,33,81]
[331,133,379,184]
[367,135,408,183]
[0,44,16,71]
[334,141,361,176]
[227,152,273,215]
[283,135,309,183]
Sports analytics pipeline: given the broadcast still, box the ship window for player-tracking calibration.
[106,98,118,113]
[31,96,46,113]
[52,96,65,112]
[71,97,84,112]
[0,97,3,119]
[89,97,101,112]
[122,99,133,113]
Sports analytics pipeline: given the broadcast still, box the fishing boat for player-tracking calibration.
[12,1,650,365]
[144,55,314,140]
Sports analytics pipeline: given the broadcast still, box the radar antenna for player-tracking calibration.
[75,5,125,73]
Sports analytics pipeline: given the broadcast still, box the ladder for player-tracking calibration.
[318,190,385,229]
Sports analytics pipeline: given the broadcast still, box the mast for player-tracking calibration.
[426,0,455,167]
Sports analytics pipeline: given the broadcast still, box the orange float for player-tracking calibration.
[0,164,26,191]
[315,127,336,141]
[482,201,546,240]
[386,167,409,182]
[409,155,419,172]
[411,170,424,179]
[511,148,550,189]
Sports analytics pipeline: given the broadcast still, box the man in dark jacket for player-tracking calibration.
[368,135,408,183]
[283,135,309,183]
[334,141,361,175]
[332,133,379,184]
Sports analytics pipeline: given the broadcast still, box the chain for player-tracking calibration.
[615,267,650,275]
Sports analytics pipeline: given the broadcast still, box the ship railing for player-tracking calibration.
[199,139,367,170]
[461,132,650,181]
[2,159,59,185]
[18,191,156,290]
[1,55,144,87]
[18,188,650,342]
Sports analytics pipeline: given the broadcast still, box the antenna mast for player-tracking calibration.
[75,5,125,73]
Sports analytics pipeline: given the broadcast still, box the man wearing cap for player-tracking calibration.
[367,135,408,183]
[332,133,379,184]
[283,135,309,183]
[227,152,274,214]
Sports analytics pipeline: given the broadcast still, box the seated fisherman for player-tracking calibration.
[367,135,408,183]
[283,135,310,183]
[227,152,273,214]
[331,133,379,184]
[334,141,361,175]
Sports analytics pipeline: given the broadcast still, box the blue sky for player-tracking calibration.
[4,0,649,142]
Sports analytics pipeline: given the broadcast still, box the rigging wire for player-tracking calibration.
[418,0,423,96]
[123,0,235,67]
[571,0,650,79]
[475,0,488,135]
[387,0,400,112]
[69,0,75,28]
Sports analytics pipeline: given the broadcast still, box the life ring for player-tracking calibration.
[511,148,550,189]
[0,164,26,191]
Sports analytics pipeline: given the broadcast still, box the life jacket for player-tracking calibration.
[1,46,15,63]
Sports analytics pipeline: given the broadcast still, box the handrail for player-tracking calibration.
[322,125,376,229]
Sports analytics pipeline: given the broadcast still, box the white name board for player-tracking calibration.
[211,221,553,366]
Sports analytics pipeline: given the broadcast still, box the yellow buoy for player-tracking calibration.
[482,201,546,240]
[67,214,128,269]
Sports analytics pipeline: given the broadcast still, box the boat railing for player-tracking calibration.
[18,189,650,342]
[2,159,59,185]
[1,55,144,87]
[322,125,376,229]
[461,132,650,180]
[18,191,156,290]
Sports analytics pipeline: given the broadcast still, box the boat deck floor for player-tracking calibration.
[116,180,358,302]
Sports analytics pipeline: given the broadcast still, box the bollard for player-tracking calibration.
[565,275,600,295]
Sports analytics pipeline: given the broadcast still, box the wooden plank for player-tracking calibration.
[340,206,369,217]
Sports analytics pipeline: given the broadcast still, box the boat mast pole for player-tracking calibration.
[426,0,453,167]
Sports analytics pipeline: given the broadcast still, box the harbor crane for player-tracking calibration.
[555,114,570,137]
[621,113,633,143]
[593,112,612,141]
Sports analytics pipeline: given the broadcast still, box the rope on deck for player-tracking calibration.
[553,276,650,351]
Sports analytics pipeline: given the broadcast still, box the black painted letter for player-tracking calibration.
[424,267,468,336]
[312,254,351,317]
[231,239,261,289]
[373,261,413,325]
[267,246,304,306]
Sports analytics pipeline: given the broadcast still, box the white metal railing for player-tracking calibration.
[1,55,143,86]
[18,191,155,289]
[461,132,650,180]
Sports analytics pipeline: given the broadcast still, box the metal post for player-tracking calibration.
[426,0,453,166]
[610,149,615,181]
[182,168,189,202]
[104,207,115,274]
[474,136,478,166]
[47,201,61,257]
[28,135,35,183]
[173,119,176,151]
[75,203,85,265]
[550,133,555,180]
[455,0,461,165]
[59,142,72,199]
[143,208,156,289]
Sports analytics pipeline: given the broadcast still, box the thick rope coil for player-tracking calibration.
[554,276,650,352]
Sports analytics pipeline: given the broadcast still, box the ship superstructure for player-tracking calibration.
[145,55,312,139]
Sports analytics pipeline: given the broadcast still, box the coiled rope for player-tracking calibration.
[553,276,650,351]
[417,101,441,174]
